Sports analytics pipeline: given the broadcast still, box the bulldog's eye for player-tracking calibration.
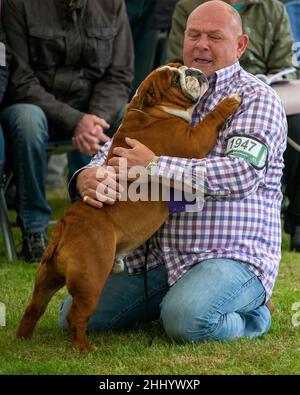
[171,74,180,86]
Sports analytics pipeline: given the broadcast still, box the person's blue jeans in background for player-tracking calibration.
[0,103,90,232]
[60,258,271,342]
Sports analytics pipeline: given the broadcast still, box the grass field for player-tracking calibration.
[0,190,300,375]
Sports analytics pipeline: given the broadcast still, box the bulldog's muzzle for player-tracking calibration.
[178,66,209,102]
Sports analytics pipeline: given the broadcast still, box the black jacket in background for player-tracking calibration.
[0,18,9,103]
[2,0,134,137]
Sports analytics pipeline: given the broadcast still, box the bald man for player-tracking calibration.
[61,1,286,342]
[183,0,248,75]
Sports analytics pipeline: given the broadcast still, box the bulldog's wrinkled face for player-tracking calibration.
[133,63,209,122]
[169,64,209,102]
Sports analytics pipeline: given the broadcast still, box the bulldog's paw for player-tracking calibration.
[73,341,95,352]
[228,93,242,104]
[16,316,36,339]
[111,257,125,274]
[220,93,242,115]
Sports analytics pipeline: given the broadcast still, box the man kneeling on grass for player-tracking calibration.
[61,0,283,342]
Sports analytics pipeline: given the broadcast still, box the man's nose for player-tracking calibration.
[195,35,209,51]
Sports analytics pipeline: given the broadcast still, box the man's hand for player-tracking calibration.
[108,137,155,178]
[72,114,111,155]
[76,166,123,209]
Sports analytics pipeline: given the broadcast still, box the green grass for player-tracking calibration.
[0,190,300,375]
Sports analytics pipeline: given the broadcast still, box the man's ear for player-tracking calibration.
[137,82,159,109]
[237,34,249,59]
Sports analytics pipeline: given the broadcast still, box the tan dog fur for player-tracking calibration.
[17,64,241,350]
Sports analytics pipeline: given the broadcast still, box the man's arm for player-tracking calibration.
[87,0,134,125]
[2,0,84,135]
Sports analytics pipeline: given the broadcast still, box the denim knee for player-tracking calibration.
[161,297,218,343]
[1,103,48,146]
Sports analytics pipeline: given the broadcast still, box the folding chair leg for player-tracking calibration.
[0,186,17,261]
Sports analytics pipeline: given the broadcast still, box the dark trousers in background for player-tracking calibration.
[126,0,160,99]
[283,113,300,234]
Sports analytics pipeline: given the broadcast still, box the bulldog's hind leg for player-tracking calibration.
[17,262,65,340]
[65,246,115,351]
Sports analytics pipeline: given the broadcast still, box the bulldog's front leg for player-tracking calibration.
[212,94,242,120]
[190,94,241,157]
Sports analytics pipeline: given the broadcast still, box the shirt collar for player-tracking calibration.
[207,61,241,92]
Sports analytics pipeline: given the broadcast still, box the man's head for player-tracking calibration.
[183,0,249,77]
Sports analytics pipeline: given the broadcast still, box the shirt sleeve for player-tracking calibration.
[151,88,287,201]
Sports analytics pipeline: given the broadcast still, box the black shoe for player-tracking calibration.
[291,226,300,252]
[21,231,48,263]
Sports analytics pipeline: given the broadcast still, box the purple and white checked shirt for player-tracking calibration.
[70,62,287,299]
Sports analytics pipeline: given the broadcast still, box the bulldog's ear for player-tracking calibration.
[137,82,160,109]
[167,62,182,68]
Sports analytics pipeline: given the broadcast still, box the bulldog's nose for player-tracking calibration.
[185,69,199,77]
[185,68,207,83]
[185,68,208,84]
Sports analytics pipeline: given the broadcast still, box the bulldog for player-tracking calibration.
[17,63,241,351]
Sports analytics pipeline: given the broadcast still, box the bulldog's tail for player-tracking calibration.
[41,219,64,265]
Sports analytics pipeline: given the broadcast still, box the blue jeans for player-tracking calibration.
[0,104,90,232]
[59,259,271,342]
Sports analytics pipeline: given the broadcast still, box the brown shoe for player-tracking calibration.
[265,299,275,315]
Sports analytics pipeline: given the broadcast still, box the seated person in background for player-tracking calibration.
[167,0,300,252]
[124,0,179,101]
[60,1,285,342]
[0,0,134,262]
[0,17,9,180]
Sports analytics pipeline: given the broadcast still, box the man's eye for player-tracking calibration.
[209,35,222,40]
[188,34,199,40]
[186,31,200,40]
